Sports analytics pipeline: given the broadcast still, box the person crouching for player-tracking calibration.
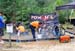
[16,23,25,42]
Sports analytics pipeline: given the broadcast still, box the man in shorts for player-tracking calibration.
[0,12,5,44]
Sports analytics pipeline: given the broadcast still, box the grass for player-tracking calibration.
[61,23,74,29]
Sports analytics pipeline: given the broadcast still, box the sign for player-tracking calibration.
[30,13,59,39]
[6,24,13,33]
[30,13,59,24]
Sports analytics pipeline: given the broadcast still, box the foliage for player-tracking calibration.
[0,0,72,28]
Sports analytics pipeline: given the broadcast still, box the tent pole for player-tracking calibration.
[69,9,74,23]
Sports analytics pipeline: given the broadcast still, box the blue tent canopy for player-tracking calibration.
[56,2,75,10]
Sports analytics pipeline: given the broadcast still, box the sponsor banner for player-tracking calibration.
[30,13,59,39]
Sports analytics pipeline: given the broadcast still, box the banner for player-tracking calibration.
[30,13,59,39]
[6,24,13,33]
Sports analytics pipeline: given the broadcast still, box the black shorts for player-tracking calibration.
[0,28,4,36]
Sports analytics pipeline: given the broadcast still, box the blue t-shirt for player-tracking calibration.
[0,16,5,28]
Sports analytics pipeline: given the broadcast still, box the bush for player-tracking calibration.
[59,16,66,24]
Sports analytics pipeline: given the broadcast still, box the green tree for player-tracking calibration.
[0,0,71,26]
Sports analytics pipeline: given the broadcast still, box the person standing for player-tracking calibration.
[54,25,60,37]
[0,12,5,44]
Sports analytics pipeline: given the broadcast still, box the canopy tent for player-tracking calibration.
[56,2,75,10]
[56,2,75,23]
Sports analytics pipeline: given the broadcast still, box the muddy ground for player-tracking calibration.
[0,38,75,51]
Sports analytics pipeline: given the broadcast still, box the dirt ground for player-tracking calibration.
[0,38,75,51]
